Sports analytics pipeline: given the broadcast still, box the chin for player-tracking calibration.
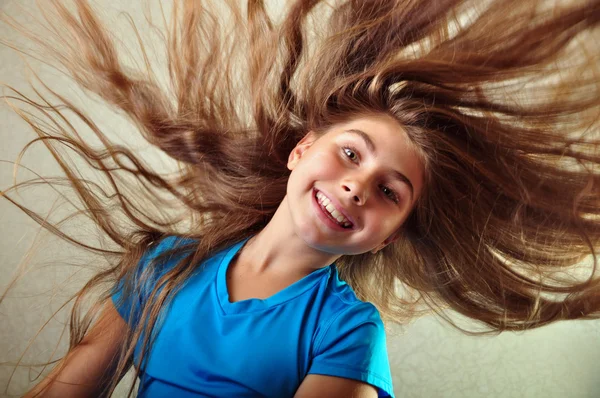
[294,222,325,247]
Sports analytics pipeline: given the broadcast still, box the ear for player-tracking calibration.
[287,131,317,171]
[370,229,402,254]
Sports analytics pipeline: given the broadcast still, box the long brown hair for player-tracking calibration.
[2,0,600,396]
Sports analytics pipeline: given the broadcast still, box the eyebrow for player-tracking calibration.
[345,129,415,203]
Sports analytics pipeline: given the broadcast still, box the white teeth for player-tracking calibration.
[316,191,351,227]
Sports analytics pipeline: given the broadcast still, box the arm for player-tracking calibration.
[294,374,378,398]
[24,300,131,398]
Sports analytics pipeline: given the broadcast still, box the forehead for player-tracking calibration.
[328,114,414,153]
[333,114,404,139]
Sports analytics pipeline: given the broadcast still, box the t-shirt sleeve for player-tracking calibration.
[308,303,395,398]
[110,236,182,326]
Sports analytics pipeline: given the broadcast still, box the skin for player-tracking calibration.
[226,112,426,396]
[27,113,425,398]
[230,112,425,281]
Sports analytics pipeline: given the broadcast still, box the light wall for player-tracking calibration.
[1,1,598,397]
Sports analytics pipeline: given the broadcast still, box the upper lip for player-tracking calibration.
[315,188,356,227]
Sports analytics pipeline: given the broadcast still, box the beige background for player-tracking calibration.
[1,1,599,397]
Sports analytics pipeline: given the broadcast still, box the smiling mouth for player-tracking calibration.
[314,189,354,229]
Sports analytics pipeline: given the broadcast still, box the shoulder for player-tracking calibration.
[135,235,197,273]
[308,266,393,397]
[313,296,386,357]
[146,235,197,260]
[317,265,385,332]
[111,235,197,312]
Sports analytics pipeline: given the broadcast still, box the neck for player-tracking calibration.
[236,195,342,278]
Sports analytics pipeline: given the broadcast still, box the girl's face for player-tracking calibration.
[286,113,425,255]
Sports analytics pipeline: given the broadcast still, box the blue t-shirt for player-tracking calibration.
[112,236,394,397]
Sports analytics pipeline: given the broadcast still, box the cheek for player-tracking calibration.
[313,152,342,174]
[296,153,340,181]
[369,209,401,234]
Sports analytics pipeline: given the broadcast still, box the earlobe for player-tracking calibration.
[370,229,401,254]
[287,131,317,171]
[370,245,384,255]
[287,146,303,171]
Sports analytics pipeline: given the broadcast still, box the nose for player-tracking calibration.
[342,179,369,205]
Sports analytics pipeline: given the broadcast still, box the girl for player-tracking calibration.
[2,0,600,396]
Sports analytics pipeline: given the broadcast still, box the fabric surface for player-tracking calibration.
[112,235,394,397]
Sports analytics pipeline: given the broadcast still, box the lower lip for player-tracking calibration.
[312,189,352,231]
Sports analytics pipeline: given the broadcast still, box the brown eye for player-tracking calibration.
[380,185,399,203]
[343,147,359,162]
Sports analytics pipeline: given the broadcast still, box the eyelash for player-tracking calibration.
[341,146,400,204]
